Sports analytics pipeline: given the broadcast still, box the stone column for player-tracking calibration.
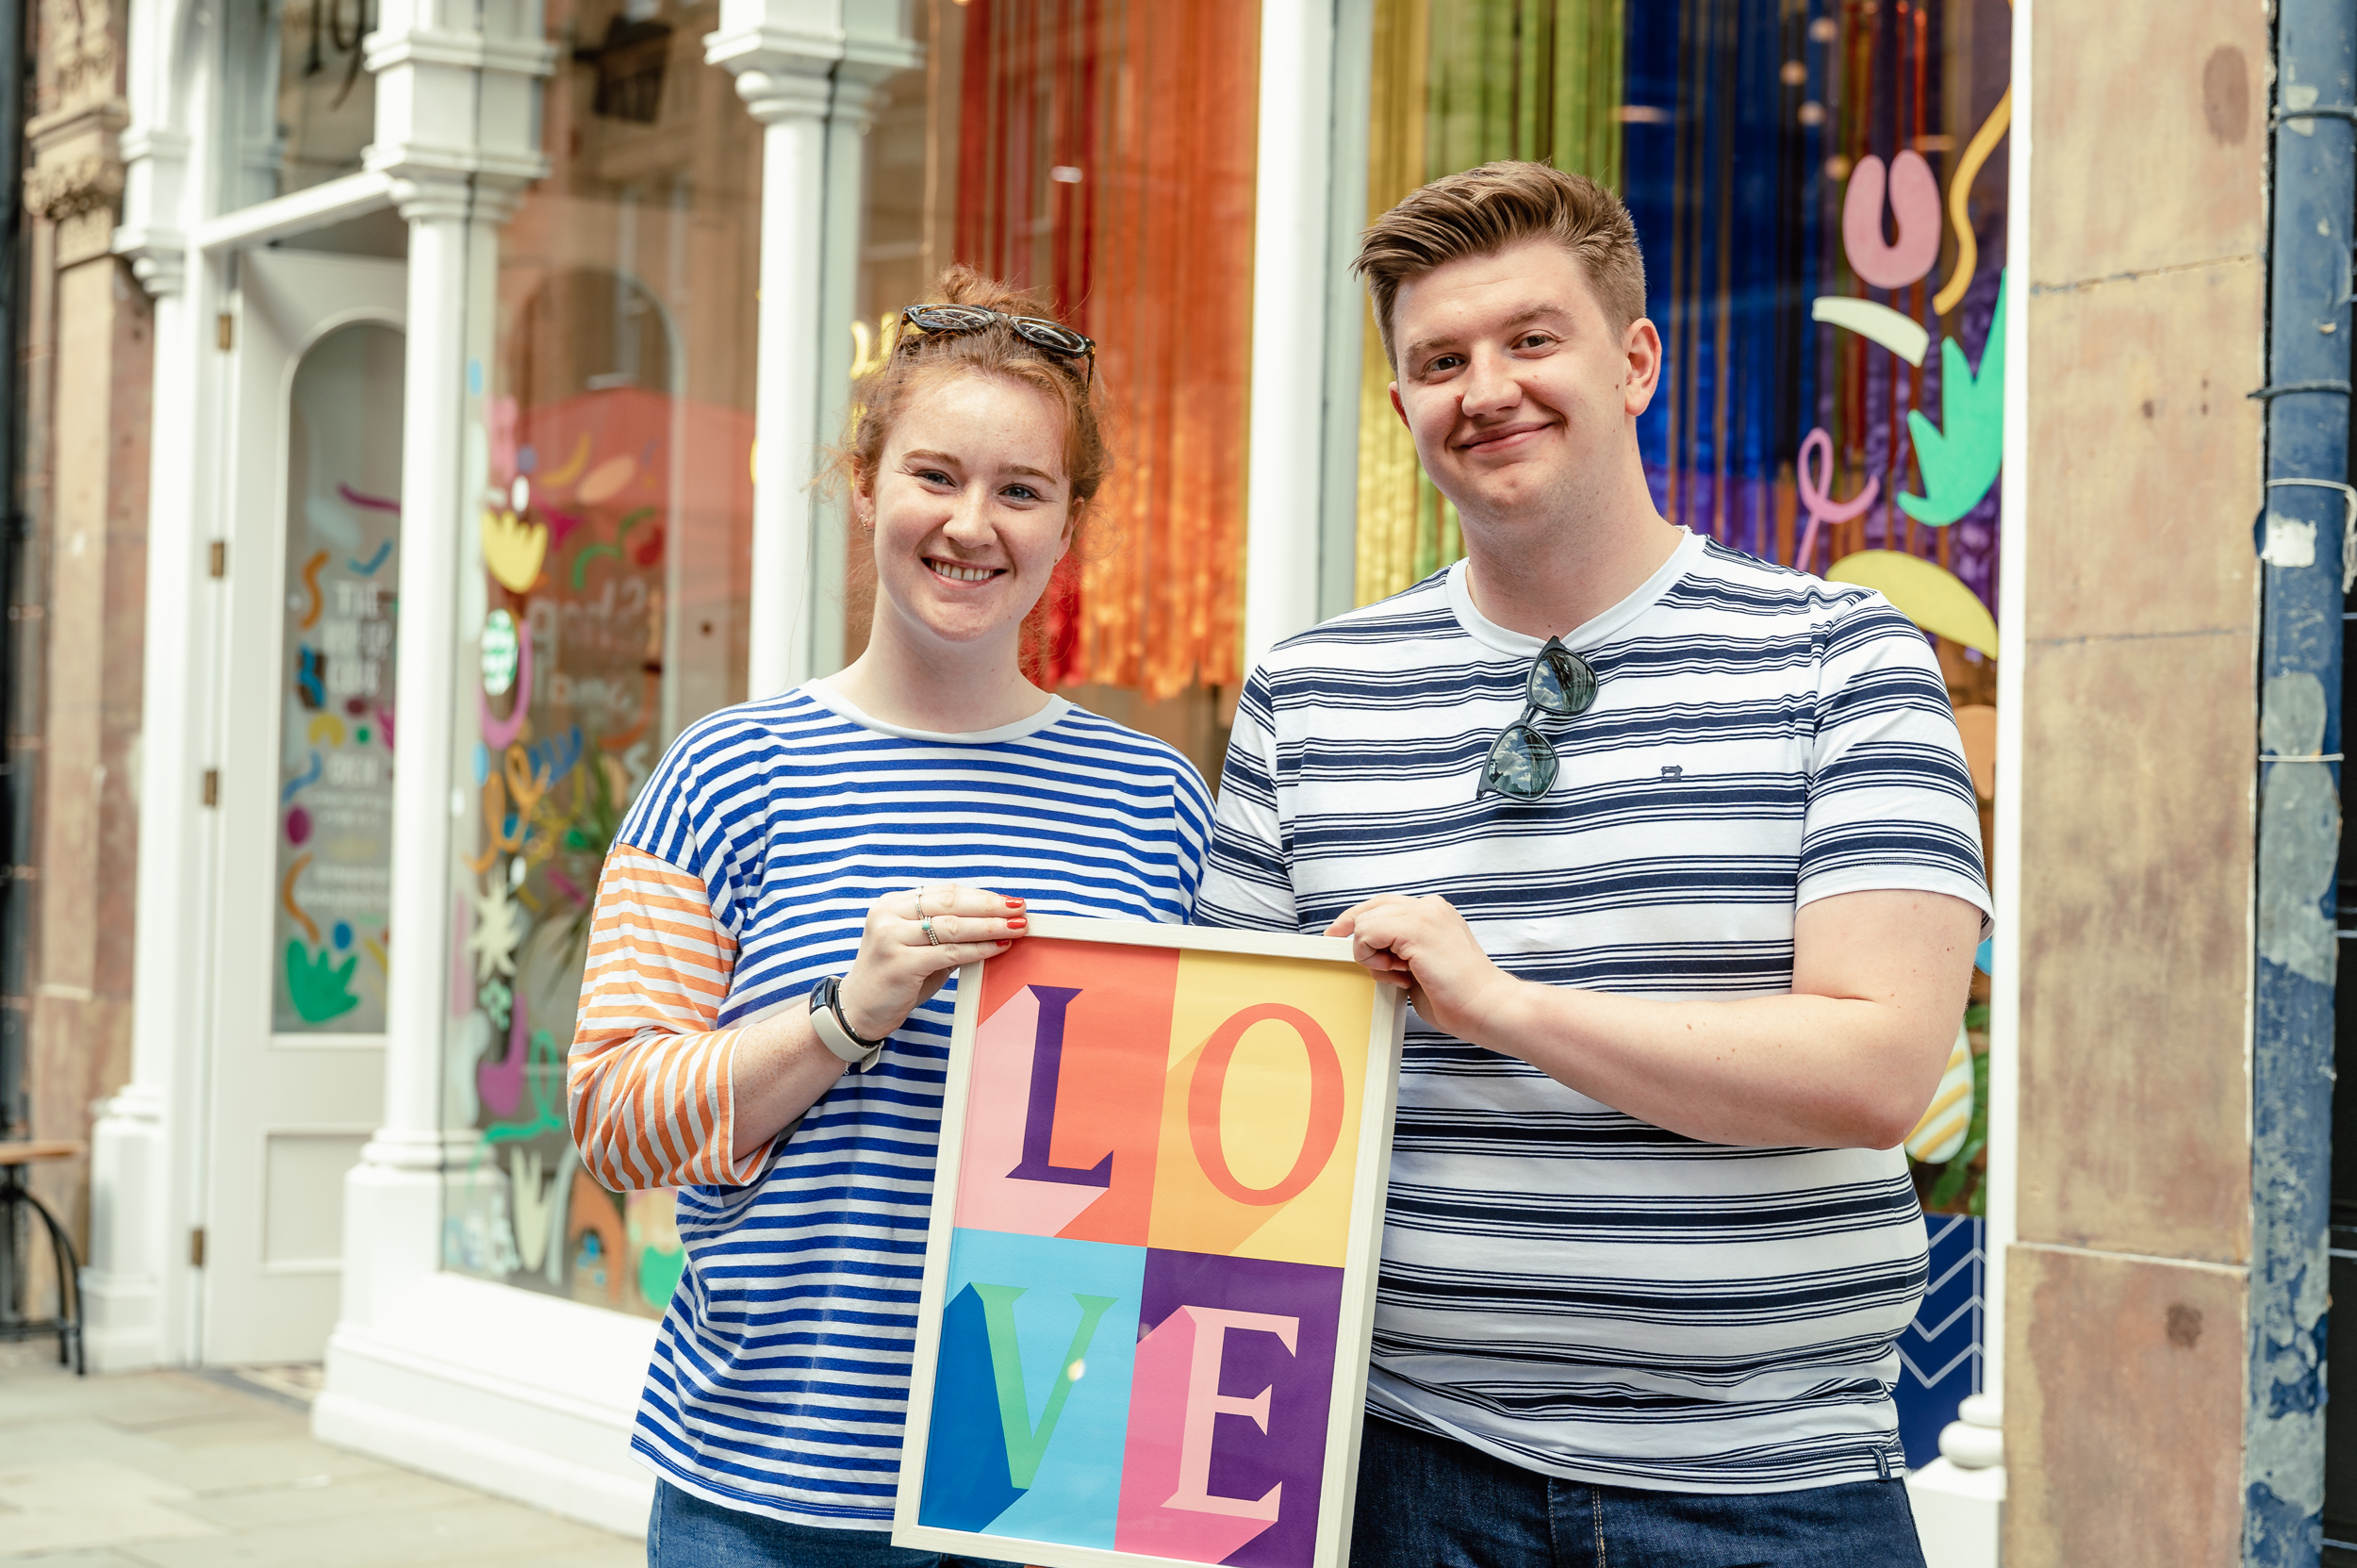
[2001,2,2270,1563]
[29,0,185,1371]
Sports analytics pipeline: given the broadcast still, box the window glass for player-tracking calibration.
[221,0,380,207]
[1353,0,2008,1471]
[848,0,1261,774]
[274,322,404,1033]
[440,0,760,1314]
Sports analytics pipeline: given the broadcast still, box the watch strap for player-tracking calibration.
[808,976,886,1071]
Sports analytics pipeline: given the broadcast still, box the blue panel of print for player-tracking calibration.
[918,1230,1145,1549]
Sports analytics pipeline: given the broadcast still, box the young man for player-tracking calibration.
[1197,162,1989,1564]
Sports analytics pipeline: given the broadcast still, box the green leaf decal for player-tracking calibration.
[1898,272,2006,527]
[286,941,361,1024]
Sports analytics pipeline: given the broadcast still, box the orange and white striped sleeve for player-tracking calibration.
[568,842,765,1190]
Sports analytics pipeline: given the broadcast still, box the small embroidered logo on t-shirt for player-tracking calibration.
[1660,765,1684,782]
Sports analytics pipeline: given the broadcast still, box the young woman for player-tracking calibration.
[569,269,1211,1567]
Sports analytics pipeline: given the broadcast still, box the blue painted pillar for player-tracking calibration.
[2249,1,2355,1562]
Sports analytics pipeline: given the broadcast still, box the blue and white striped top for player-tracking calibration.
[1196,530,1993,1494]
[568,683,1211,1527]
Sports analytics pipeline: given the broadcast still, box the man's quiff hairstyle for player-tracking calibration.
[1354,160,1647,370]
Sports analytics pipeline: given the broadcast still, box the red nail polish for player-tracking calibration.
[1007,917,1028,930]
[1005,897,1026,908]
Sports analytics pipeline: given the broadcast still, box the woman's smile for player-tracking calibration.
[925,556,1006,585]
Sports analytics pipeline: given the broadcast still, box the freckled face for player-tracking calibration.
[1388,238,1659,528]
[859,371,1075,651]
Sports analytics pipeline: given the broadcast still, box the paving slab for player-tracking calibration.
[0,1355,641,1566]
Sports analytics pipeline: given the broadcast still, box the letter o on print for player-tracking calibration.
[1186,1004,1344,1207]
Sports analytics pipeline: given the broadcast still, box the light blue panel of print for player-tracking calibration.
[935,1229,1145,1549]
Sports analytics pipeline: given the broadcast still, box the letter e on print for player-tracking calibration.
[1117,1251,1345,1567]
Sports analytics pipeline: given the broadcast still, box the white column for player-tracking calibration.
[1243,0,1337,667]
[808,63,910,677]
[333,0,551,1329]
[706,0,918,695]
[736,67,831,697]
[338,178,486,1313]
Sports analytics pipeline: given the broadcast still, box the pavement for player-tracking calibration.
[0,1344,644,1567]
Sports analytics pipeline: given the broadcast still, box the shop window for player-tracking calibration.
[849,0,1261,771]
[221,0,380,208]
[1354,0,2008,1468]
[441,0,759,1313]
[273,322,404,1033]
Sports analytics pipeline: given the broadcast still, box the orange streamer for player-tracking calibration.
[953,0,1257,698]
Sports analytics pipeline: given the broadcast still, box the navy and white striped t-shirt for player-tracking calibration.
[569,683,1211,1527]
[1196,530,1993,1494]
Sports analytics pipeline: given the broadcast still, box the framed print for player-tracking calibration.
[893,914,1409,1568]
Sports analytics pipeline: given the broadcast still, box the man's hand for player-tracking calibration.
[1326,894,1511,1042]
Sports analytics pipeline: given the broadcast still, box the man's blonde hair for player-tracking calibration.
[1354,160,1647,369]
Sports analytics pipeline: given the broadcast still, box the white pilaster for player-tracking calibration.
[705,0,915,695]
[1243,0,1336,666]
[1911,1,2026,1560]
[93,0,215,1373]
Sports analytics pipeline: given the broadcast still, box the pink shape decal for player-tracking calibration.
[478,997,528,1118]
[955,987,1106,1238]
[1840,150,1942,289]
[1793,426,1881,571]
[479,624,532,750]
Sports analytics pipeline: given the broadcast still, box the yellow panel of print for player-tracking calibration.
[1145,949,1376,1267]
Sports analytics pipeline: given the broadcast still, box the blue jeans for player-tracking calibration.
[1350,1414,1928,1567]
[647,1479,1025,1568]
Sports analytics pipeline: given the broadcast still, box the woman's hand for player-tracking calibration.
[836,884,1030,1040]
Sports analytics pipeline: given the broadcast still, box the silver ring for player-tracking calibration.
[921,916,941,947]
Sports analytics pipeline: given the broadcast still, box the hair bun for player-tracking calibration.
[929,262,1061,324]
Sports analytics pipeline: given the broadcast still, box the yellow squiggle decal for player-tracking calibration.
[1933,87,2012,318]
[281,853,321,946]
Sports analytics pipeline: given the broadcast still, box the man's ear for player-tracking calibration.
[1622,317,1665,420]
[1389,383,1409,427]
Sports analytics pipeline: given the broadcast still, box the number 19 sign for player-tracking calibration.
[894,915,1408,1568]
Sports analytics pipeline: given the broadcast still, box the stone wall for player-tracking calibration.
[2003,8,2267,1563]
[17,0,149,1307]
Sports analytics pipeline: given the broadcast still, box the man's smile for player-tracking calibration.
[1456,419,1556,455]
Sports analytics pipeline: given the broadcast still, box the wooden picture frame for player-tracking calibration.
[892,914,1409,1568]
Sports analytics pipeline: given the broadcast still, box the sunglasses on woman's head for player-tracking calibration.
[900,304,1097,387]
[1477,636,1599,801]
